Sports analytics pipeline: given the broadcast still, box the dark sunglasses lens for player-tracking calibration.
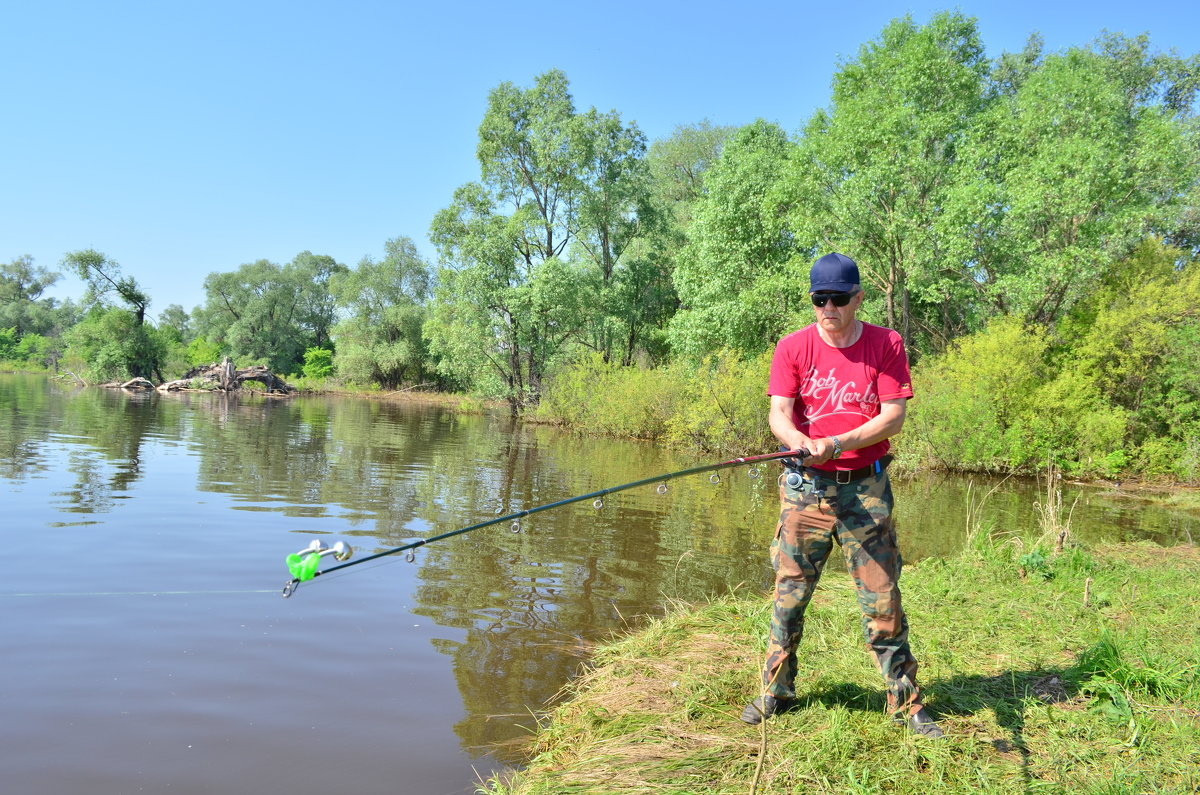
[812,292,853,307]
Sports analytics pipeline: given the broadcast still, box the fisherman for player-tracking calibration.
[740,252,942,738]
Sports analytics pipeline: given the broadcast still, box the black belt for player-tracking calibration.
[801,454,892,484]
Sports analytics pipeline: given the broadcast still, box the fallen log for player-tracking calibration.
[156,357,294,394]
[97,377,154,389]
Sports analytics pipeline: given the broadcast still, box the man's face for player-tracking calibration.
[811,289,863,333]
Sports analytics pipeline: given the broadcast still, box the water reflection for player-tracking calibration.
[1,374,1196,793]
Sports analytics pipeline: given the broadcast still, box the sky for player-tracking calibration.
[3,0,1198,315]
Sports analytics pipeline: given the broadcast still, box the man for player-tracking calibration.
[740,252,942,738]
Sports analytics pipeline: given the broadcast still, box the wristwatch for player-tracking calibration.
[829,436,842,459]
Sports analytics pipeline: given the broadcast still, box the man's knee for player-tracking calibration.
[867,612,904,639]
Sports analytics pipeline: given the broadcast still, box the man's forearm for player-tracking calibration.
[833,400,906,453]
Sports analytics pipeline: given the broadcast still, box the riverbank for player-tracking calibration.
[480,539,1200,794]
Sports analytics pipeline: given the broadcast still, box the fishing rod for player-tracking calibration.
[280,447,809,597]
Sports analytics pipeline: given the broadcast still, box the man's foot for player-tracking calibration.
[897,707,944,738]
[740,694,792,725]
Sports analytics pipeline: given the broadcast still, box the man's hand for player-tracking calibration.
[802,437,836,466]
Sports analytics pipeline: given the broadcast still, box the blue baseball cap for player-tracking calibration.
[809,252,860,293]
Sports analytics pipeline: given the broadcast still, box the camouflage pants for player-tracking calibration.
[761,467,922,716]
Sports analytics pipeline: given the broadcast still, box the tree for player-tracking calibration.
[588,120,736,366]
[0,255,71,338]
[331,237,432,390]
[196,253,346,373]
[942,34,1199,327]
[157,304,192,344]
[301,347,334,379]
[0,327,16,361]
[646,120,736,229]
[62,249,151,325]
[289,251,348,349]
[667,119,799,358]
[64,308,168,382]
[185,337,223,368]
[780,11,989,354]
[571,107,668,366]
[429,70,634,408]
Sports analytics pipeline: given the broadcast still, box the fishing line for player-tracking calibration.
[280,448,808,598]
[2,589,279,598]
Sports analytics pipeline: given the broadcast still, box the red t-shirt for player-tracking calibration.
[767,322,914,471]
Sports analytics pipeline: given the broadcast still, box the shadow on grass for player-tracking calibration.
[795,667,1081,789]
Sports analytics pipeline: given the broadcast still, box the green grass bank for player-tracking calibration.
[480,539,1200,794]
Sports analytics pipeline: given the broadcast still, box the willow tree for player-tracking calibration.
[331,236,432,390]
[63,249,151,325]
[780,11,989,355]
[61,249,166,381]
[942,34,1200,327]
[196,252,347,374]
[667,119,798,358]
[1,255,69,338]
[428,70,649,407]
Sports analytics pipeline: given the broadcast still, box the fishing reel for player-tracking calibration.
[295,539,354,562]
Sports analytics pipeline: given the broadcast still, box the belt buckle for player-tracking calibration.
[835,469,851,485]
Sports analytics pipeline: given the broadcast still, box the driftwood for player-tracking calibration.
[97,376,155,390]
[156,357,294,394]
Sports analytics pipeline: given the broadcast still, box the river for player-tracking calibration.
[1,373,1194,794]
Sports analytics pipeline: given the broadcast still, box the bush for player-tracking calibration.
[533,353,681,440]
[534,350,773,454]
[906,316,1048,472]
[301,347,335,380]
[185,337,223,368]
[663,350,773,453]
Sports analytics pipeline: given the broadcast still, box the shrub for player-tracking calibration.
[302,347,335,380]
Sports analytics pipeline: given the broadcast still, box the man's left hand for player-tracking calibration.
[803,437,836,466]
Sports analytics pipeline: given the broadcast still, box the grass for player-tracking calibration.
[478,539,1200,794]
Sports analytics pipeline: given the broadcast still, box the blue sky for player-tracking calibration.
[3,0,1197,314]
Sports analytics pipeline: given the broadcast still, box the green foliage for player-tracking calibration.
[184,337,223,368]
[1017,548,1053,579]
[0,326,17,360]
[668,119,799,359]
[14,333,59,369]
[63,307,168,382]
[1,255,73,338]
[944,40,1197,328]
[535,350,774,454]
[156,304,192,344]
[62,249,150,325]
[645,120,735,228]
[533,353,682,440]
[662,351,774,452]
[301,347,334,379]
[195,252,347,374]
[907,316,1048,471]
[430,70,654,407]
[331,237,431,390]
[906,246,1200,481]
[785,11,990,353]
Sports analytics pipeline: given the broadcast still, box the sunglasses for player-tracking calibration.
[811,292,855,308]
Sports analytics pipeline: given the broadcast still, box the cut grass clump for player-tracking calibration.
[480,542,1200,794]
